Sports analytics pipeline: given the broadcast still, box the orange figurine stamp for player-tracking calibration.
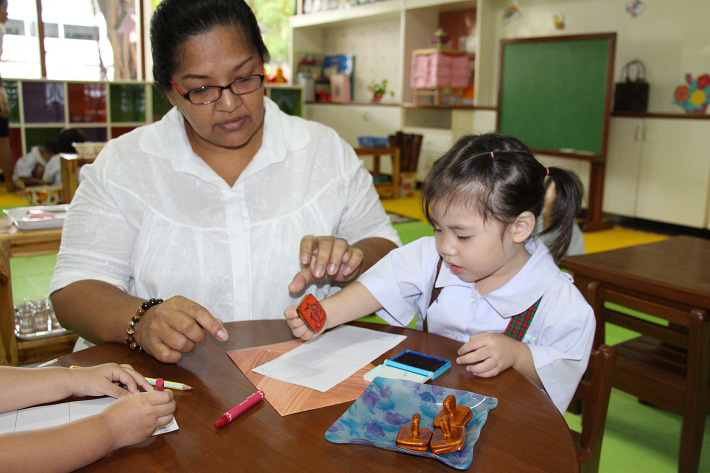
[297,294,327,332]
[433,395,472,428]
[396,413,433,452]
[430,414,467,454]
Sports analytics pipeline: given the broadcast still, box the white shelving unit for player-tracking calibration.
[291,0,475,180]
[290,0,710,230]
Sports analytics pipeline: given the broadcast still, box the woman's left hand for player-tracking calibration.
[288,235,364,295]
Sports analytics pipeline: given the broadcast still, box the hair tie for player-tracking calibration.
[546,167,550,176]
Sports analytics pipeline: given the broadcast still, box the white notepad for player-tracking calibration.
[0,396,178,435]
[252,325,406,392]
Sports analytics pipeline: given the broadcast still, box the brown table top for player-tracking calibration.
[562,236,710,309]
[49,321,579,473]
[0,220,61,241]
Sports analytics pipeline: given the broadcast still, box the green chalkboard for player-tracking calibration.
[497,34,615,157]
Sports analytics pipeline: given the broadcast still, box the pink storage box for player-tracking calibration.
[411,53,470,88]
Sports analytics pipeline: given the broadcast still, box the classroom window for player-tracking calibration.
[246,0,294,79]
[1,0,142,81]
[41,0,141,81]
[4,19,25,36]
[64,25,99,41]
[2,1,42,78]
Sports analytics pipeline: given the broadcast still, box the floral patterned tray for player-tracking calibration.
[325,377,498,470]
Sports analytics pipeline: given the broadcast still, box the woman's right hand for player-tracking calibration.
[100,390,176,451]
[284,306,326,341]
[135,296,229,363]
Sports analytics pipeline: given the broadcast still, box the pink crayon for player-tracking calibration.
[214,391,265,428]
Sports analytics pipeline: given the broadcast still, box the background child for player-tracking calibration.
[12,140,59,188]
[285,133,595,413]
[42,128,87,187]
[0,363,175,472]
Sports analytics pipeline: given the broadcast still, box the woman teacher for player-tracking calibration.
[50,0,399,363]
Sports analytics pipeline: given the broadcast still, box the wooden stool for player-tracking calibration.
[354,147,401,199]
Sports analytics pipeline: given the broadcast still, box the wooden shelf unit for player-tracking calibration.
[0,226,78,366]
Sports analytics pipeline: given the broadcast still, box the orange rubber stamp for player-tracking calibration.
[430,414,467,454]
[296,294,327,332]
[395,414,432,452]
[433,395,472,427]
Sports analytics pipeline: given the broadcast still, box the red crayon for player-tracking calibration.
[156,378,164,391]
[214,390,265,428]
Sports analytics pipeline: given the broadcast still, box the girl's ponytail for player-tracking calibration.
[539,168,584,262]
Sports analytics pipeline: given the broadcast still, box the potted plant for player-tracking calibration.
[368,79,394,103]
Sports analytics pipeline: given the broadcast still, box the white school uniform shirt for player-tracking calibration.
[358,236,595,413]
[42,153,62,186]
[12,146,48,181]
[51,96,400,333]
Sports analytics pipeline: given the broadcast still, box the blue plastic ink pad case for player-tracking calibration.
[384,350,451,380]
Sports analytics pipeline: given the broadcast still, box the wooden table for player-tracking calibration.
[0,223,77,366]
[48,321,579,473]
[562,236,710,473]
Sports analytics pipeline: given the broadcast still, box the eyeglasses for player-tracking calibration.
[169,75,265,105]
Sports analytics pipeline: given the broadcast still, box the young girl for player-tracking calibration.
[285,133,595,413]
[0,363,175,472]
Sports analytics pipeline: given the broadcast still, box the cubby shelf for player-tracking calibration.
[5,79,303,161]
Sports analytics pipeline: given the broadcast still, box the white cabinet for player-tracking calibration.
[604,117,710,228]
[636,119,710,228]
[604,118,643,216]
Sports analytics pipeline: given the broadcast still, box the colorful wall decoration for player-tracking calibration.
[673,73,710,114]
[502,6,520,24]
[626,0,645,18]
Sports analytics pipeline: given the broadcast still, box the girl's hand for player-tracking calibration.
[135,295,229,363]
[284,305,327,341]
[68,363,153,399]
[100,390,176,451]
[456,333,526,378]
[288,235,364,295]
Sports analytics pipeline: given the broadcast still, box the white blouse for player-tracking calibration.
[51,97,400,324]
[358,236,595,413]
[12,146,48,182]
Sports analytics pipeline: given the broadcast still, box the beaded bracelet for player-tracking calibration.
[126,298,163,352]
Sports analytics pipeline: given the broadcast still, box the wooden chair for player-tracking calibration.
[569,344,617,473]
[354,146,400,199]
[585,281,709,473]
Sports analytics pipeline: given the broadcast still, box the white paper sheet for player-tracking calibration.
[0,396,178,436]
[252,325,406,392]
